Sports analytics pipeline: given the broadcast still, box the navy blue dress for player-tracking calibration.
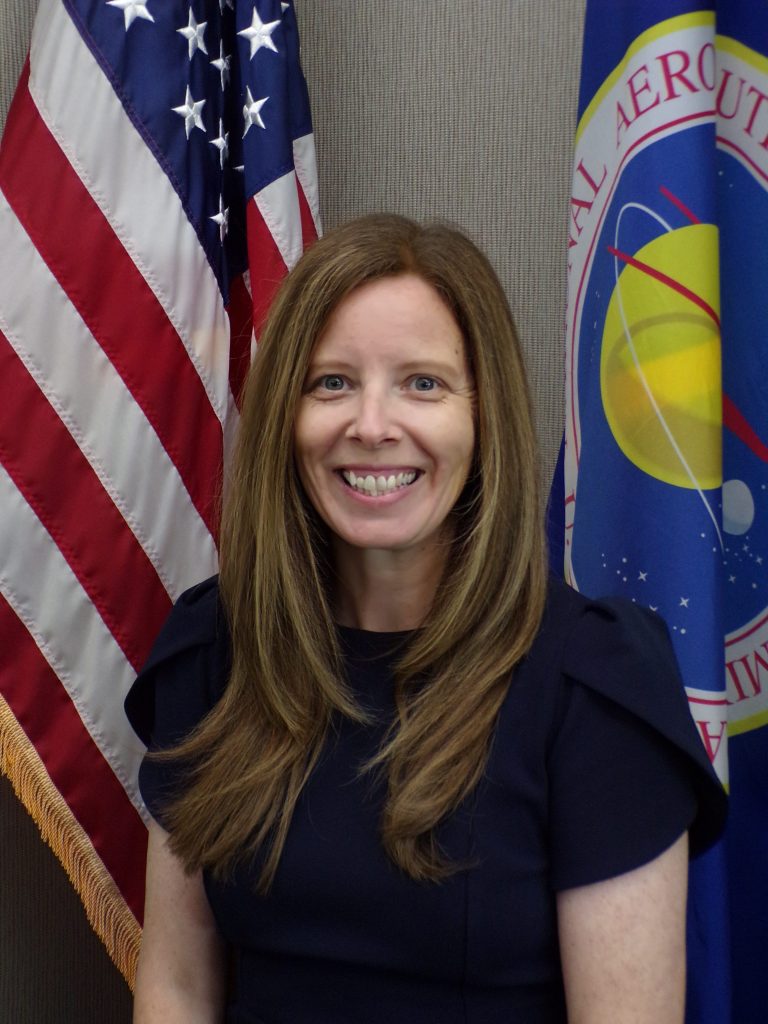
[125,576,726,1024]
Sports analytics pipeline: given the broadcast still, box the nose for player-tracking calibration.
[346,385,400,447]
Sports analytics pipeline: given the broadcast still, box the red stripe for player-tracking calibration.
[606,244,721,330]
[226,273,253,406]
[246,200,288,336]
[0,67,223,537]
[0,331,171,670]
[297,177,318,250]
[723,393,768,464]
[0,595,147,922]
[659,184,701,225]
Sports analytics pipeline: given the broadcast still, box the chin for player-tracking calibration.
[336,529,414,552]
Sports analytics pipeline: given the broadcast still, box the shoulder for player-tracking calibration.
[533,573,673,658]
[514,576,726,863]
[529,575,697,736]
[544,579,702,759]
[144,575,224,663]
[125,576,231,747]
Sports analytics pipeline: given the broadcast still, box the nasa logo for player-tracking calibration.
[563,12,768,780]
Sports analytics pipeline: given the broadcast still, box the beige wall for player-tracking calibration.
[0,1,584,1018]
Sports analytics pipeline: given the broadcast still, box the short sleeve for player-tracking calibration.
[548,597,727,891]
[124,575,230,824]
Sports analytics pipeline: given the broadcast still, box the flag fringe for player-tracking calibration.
[0,696,141,989]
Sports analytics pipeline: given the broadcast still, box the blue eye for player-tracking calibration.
[411,376,437,392]
[320,375,345,391]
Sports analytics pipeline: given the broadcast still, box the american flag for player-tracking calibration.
[0,0,319,984]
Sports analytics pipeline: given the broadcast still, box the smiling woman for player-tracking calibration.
[125,215,726,1024]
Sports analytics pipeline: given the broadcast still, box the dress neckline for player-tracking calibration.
[336,623,414,662]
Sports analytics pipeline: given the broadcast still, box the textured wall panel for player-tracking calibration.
[0,0,38,132]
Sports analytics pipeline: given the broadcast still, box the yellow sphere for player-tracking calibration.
[600,222,722,490]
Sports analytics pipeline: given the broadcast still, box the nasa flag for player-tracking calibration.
[558,1,768,1021]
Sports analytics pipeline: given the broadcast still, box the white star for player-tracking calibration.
[211,195,229,241]
[638,571,647,581]
[210,120,229,168]
[650,605,659,612]
[238,9,281,59]
[211,41,231,90]
[757,556,764,565]
[680,597,689,608]
[243,87,268,135]
[177,8,208,59]
[281,2,290,9]
[172,87,206,138]
[219,0,234,10]
[107,0,154,30]
[729,575,736,583]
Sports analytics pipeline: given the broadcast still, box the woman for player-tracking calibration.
[126,214,726,1023]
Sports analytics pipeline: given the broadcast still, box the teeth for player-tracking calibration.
[342,470,417,496]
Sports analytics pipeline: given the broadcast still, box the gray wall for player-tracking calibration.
[0,1,583,1018]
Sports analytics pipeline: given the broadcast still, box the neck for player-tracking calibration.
[331,540,448,632]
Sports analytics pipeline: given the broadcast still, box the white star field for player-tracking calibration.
[104,1,291,246]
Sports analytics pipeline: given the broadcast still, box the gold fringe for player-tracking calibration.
[0,695,142,989]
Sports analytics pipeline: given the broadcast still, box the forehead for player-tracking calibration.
[311,274,465,361]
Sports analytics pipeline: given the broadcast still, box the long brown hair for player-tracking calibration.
[161,214,547,888]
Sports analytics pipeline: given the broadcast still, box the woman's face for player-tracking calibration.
[294,274,475,563]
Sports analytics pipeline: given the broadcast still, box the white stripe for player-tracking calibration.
[0,190,218,598]
[0,467,148,818]
[255,170,303,271]
[28,0,235,432]
[293,132,322,235]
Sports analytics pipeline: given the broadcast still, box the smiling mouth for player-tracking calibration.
[339,469,419,497]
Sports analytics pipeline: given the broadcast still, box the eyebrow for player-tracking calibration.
[397,360,464,375]
[306,359,466,376]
